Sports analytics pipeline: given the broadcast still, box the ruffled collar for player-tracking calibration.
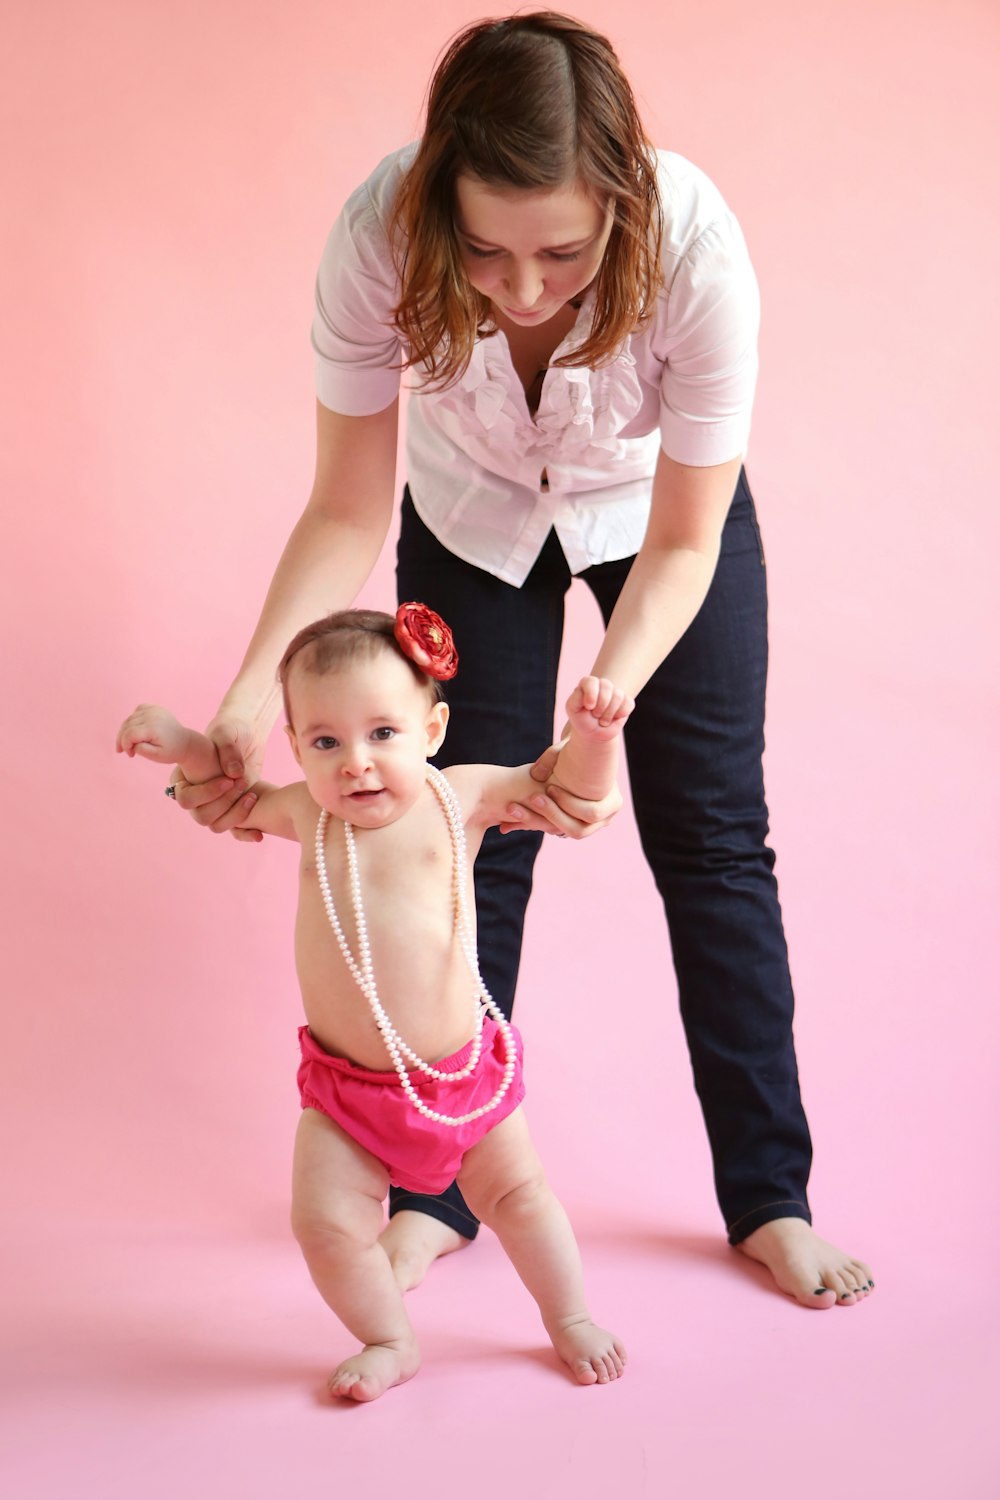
[424,288,645,476]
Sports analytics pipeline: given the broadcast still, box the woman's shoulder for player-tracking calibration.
[340,142,420,238]
[316,144,418,292]
[653,150,739,260]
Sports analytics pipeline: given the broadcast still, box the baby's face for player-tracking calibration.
[285,652,448,828]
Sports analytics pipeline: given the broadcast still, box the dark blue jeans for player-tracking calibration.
[393,470,812,1245]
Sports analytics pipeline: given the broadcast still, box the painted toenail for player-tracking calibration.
[840,1293,851,1299]
[814,1288,829,1296]
[868,1280,874,1288]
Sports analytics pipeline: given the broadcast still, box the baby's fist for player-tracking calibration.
[115,704,183,762]
[566,677,634,738]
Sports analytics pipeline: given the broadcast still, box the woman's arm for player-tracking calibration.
[506,452,742,833]
[175,398,399,833]
[590,451,743,694]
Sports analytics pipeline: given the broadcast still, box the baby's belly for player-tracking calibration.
[296,941,481,1071]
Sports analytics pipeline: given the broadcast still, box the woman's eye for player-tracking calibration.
[465,242,500,259]
[371,726,396,741]
[549,250,582,262]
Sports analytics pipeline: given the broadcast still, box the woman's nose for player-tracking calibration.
[504,261,543,308]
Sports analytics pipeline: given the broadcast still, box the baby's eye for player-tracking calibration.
[313,736,338,751]
[371,726,396,741]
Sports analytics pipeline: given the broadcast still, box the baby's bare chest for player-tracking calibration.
[297,815,459,971]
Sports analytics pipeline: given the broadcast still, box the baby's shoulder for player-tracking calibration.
[280,781,324,838]
[432,764,482,823]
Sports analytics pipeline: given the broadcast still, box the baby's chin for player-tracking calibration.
[319,787,421,829]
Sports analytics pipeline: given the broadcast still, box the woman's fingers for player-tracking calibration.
[545,782,623,828]
[202,789,259,833]
[501,791,613,839]
[499,806,572,836]
[529,733,569,783]
[172,778,261,836]
[170,776,261,837]
[172,774,241,813]
[208,728,247,781]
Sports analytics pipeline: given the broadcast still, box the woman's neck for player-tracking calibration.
[493,300,582,415]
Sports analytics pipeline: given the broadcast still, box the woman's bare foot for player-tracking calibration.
[378,1210,473,1293]
[548,1316,627,1385]
[328,1334,421,1402]
[736,1218,875,1309]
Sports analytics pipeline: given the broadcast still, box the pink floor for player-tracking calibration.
[6,1206,997,1498]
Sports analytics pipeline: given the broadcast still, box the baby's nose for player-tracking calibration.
[340,747,371,776]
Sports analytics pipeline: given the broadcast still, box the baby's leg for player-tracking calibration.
[291,1107,420,1401]
[458,1108,625,1385]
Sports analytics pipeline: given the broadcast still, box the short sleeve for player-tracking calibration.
[311,180,403,416]
[657,214,760,466]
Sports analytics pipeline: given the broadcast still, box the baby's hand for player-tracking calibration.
[565,677,634,742]
[116,704,190,765]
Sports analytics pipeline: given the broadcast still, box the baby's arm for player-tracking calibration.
[453,677,633,835]
[117,704,224,783]
[116,704,301,841]
[547,676,634,802]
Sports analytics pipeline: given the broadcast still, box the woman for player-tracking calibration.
[175,13,872,1309]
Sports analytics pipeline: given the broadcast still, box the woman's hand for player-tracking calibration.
[170,713,267,842]
[498,739,623,838]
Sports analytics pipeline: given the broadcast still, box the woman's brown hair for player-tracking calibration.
[390,11,663,388]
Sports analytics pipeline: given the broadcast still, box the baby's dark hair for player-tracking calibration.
[278,610,445,726]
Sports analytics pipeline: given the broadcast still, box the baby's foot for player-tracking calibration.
[378,1210,472,1293]
[736,1218,875,1309]
[549,1317,627,1385]
[327,1336,421,1402]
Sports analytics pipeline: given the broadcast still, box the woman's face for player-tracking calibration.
[454,175,614,327]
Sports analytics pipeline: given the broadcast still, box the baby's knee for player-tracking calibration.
[290,1201,364,1261]
[476,1170,551,1230]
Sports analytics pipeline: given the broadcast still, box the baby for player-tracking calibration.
[117,605,631,1400]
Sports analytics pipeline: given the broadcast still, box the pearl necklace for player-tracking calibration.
[313,765,518,1126]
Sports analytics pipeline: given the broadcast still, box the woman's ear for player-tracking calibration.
[426,701,450,757]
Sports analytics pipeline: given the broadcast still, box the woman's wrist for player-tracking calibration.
[214,677,283,738]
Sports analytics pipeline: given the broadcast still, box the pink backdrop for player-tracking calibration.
[3,1,998,1495]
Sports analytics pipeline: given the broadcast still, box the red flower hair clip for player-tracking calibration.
[394,602,459,681]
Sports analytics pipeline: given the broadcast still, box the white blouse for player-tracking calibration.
[312,145,759,587]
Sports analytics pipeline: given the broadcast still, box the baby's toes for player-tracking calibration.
[328,1369,359,1397]
[573,1358,600,1386]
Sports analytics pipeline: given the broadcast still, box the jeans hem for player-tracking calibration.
[388,1190,481,1240]
[726,1199,812,1246]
